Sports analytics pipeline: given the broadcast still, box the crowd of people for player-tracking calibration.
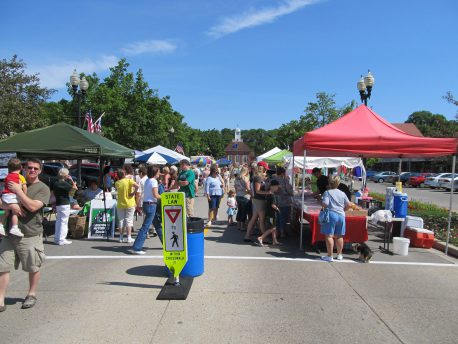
[0,154,356,312]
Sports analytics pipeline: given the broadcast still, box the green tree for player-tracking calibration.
[63,59,188,150]
[0,55,54,137]
[405,111,458,137]
[443,91,458,119]
[276,93,356,150]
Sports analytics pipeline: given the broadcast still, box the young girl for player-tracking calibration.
[0,158,27,237]
[226,190,237,226]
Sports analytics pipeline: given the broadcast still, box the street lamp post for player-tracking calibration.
[70,69,89,128]
[169,127,175,149]
[357,70,375,106]
[70,70,89,187]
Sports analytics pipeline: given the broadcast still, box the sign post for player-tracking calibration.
[161,192,188,284]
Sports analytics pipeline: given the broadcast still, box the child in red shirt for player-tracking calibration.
[0,158,27,237]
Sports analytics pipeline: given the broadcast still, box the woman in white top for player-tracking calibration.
[131,166,161,254]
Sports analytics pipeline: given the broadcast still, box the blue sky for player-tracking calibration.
[2,0,457,130]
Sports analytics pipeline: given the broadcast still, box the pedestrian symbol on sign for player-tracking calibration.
[171,232,179,247]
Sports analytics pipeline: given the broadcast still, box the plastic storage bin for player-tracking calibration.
[393,192,408,218]
[404,227,434,249]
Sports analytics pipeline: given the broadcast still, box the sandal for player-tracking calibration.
[21,295,37,309]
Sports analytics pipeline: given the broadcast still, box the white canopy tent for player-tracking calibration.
[256,147,281,162]
[284,156,366,188]
[143,145,190,161]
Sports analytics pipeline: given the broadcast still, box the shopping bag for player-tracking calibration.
[318,208,329,224]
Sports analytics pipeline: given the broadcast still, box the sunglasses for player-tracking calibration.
[27,166,40,171]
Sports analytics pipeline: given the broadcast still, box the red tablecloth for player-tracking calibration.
[303,210,368,244]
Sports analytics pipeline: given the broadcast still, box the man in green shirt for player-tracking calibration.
[0,158,51,311]
[178,159,196,217]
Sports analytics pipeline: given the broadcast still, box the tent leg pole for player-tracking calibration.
[398,158,402,181]
[300,150,306,250]
[445,155,456,256]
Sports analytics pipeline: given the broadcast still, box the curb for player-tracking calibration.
[433,240,458,258]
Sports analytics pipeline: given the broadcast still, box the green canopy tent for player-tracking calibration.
[263,150,292,164]
[0,123,133,159]
[0,123,133,241]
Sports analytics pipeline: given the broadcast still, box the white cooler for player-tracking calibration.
[401,215,424,237]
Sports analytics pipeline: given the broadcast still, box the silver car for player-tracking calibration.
[425,173,451,189]
[438,175,458,189]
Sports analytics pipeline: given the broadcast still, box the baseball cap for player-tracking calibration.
[257,161,269,170]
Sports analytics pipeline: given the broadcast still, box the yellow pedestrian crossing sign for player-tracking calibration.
[162,192,188,278]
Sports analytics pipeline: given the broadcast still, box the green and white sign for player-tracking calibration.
[161,192,188,278]
[88,199,116,239]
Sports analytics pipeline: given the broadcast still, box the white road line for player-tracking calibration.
[46,255,458,267]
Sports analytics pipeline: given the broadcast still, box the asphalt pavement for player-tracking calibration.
[1,192,458,344]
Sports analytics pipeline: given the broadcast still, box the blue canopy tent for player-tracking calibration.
[216,158,231,166]
[135,151,178,165]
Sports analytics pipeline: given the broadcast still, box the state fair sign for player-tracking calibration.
[161,192,188,278]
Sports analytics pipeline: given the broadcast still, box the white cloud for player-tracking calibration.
[30,55,118,89]
[207,0,319,38]
[121,40,177,56]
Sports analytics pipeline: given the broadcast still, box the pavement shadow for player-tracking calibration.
[5,297,24,306]
[90,245,162,254]
[98,281,162,289]
[126,265,169,278]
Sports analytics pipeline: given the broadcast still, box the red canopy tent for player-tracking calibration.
[293,105,457,253]
[293,105,457,158]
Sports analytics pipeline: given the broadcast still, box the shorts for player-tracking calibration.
[1,193,18,204]
[208,195,221,210]
[117,207,135,228]
[186,198,194,217]
[252,198,267,213]
[320,211,346,237]
[0,235,46,273]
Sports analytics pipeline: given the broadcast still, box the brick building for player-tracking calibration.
[224,127,255,165]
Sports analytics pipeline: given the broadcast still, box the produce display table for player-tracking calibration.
[303,209,368,244]
[294,195,368,245]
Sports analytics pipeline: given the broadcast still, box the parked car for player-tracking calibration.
[425,173,452,189]
[0,167,8,193]
[438,175,458,190]
[408,173,436,188]
[387,172,412,185]
[69,163,101,188]
[366,170,378,178]
[369,171,397,183]
[39,163,62,188]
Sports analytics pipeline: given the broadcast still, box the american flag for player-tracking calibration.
[84,112,94,133]
[175,142,184,155]
[93,112,105,133]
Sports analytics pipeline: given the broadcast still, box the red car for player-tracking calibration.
[408,173,436,188]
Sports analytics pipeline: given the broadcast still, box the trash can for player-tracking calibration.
[393,192,408,218]
[385,187,396,212]
[181,217,205,277]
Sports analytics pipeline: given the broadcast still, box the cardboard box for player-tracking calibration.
[68,215,86,239]
[345,210,368,217]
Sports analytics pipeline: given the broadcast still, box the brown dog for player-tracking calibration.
[353,243,373,263]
